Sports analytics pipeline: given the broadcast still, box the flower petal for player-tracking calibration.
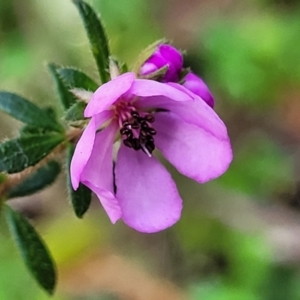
[136,93,227,140]
[81,122,122,223]
[70,118,96,190]
[158,44,183,81]
[84,185,121,223]
[115,144,182,233]
[130,79,193,102]
[70,111,113,190]
[154,112,232,183]
[93,109,114,125]
[84,72,135,117]
[182,73,215,108]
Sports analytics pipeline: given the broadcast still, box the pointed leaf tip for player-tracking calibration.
[0,92,63,132]
[56,67,98,91]
[5,205,56,294]
[72,0,110,83]
[48,63,77,110]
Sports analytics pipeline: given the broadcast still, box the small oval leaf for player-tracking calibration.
[0,133,65,174]
[67,144,91,218]
[5,205,56,294]
[57,67,98,91]
[7,160,61,199]
[0,92,63,132]
[73,0,110,83]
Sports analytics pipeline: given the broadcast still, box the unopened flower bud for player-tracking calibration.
[140,44,183,82]
[182,72,215,108]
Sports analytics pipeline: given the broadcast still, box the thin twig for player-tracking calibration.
[0,127,82,198]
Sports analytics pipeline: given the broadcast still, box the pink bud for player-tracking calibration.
[183,72,214,108]
[140,44,183,82]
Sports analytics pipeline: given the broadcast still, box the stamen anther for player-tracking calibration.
[132,138,141,150]
[120,128,129,135]
[144,114,155,123]
[131,122,140,129]
[123,139,133,148]
[148,128,156,135]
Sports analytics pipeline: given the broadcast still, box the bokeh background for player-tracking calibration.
[1,0,300,299]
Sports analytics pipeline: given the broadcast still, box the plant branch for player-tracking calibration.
[0,127,82,199]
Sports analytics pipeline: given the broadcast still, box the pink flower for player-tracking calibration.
[70,72,232,233]
[139,43,215,108]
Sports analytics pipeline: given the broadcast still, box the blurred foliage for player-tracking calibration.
[1,0,300,299]
[220,133,293,199]
[203,10,300,105]
[93,0,161,64]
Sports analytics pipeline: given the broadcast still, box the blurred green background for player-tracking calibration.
[1,0,300,299]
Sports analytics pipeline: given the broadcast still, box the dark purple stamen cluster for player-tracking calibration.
[120,111,156,154]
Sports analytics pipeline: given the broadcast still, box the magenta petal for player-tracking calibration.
[70,111,114,190]
[93,109,114,125]
[140,62,158,75]
[167,82,201,99]
[130,79,193,102]
[154,112,232,183]
[70,117,97,190]
[136,93,227,140]
[85,72,135,117]
[115,144,182,233]
[159,44,183,76]
[81,122,122,223]
[182,73,214,108]
[140,44,183,82]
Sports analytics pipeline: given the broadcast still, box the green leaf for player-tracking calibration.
[20,107,60,135]
[20,125,53,136]
[109,57,128,77]
[43,106,58,120]
[57,67,98,91]
[0,133,65,174]
[0,173,7,184]
[73,0,110,83]
[70,182,92,218]
[119,62,128,74]
[0,92,63,132]
[7,161,61,199]
[65,101,86,122]
[48,63,77,110]
[67,143,91,218]
[4,205,56,294]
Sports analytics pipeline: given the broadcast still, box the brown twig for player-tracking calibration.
[0,127,82,199]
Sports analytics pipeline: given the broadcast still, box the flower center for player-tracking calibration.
[116,104,156,157]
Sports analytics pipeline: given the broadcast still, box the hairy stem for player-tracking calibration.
[0,127,82,199]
